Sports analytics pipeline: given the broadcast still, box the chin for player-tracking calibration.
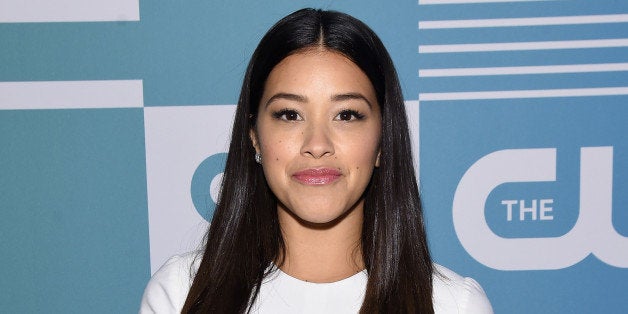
[302,213,346,225]
[285,203,360,227]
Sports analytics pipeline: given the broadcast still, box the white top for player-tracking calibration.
[139,252,493,313]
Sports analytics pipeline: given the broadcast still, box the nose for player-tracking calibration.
[300,122,334,159]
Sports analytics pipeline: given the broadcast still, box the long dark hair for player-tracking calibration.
[182,8,433,313]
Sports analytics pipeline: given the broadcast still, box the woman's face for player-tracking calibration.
[251,49,381,225]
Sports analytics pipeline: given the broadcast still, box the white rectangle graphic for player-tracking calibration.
[419,39,628,53]
[144,105,235,274]
[419,63,628,77]
[419,87,628,101]
[0,0,139,23]
[0,80,143,110]
[419,14,628,29]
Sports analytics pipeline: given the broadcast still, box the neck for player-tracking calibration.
[277,202,365,283]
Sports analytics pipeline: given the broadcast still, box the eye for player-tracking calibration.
[335,109,365,121]
[272,109,302,121]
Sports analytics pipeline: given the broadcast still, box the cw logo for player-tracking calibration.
[453,147,627,270]
[191,153,227,221]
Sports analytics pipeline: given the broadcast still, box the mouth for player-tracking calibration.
[292,168,342,185]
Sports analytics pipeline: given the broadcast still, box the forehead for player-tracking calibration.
[262,49,377,100]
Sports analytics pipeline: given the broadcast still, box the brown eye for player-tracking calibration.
[285,111,299,120]
[272,109,302,121]
[335,109,365,121]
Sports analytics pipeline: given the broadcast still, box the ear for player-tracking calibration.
[375,150,381,168]
[249,128,260,154]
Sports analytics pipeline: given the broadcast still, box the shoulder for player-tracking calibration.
[432,264,494,314]
[139,251,201,314]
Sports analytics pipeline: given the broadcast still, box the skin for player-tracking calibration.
[250,48,381,282]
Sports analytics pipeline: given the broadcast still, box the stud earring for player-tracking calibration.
[254,153,262,164]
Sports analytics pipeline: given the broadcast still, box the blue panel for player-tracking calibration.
[0,0,421,105]
[418,47,628,68]
[0,109,149,313]
[420,97,628,313]
[420,72,628,92]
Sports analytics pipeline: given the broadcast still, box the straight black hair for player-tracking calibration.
[182,8,434,313]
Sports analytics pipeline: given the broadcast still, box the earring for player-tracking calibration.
[254,153,262,164]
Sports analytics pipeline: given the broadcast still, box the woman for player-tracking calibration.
[140,8,492,313]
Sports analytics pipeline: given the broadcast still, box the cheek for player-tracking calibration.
[346,132,380,161]
[261,139,290,161]
[342,145,379,184]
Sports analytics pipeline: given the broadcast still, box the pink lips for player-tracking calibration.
[292,168,342,185]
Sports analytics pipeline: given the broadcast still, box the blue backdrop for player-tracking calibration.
[1,0,627,313]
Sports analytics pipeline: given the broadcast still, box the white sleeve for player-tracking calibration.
[457,276,493,314]
[139,254,196,314]
[433,264,493,314]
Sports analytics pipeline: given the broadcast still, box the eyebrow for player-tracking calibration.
[264,92,373,108]
[264,93,307,108]
[331,93,373,108]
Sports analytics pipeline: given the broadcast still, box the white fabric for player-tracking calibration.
[139,252,493,313]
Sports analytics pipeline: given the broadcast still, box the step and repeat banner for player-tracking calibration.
[1,0,626,313]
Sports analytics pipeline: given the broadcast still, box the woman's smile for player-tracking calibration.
[292,167,342,185]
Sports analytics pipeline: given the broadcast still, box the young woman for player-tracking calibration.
[140,8,492,314]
